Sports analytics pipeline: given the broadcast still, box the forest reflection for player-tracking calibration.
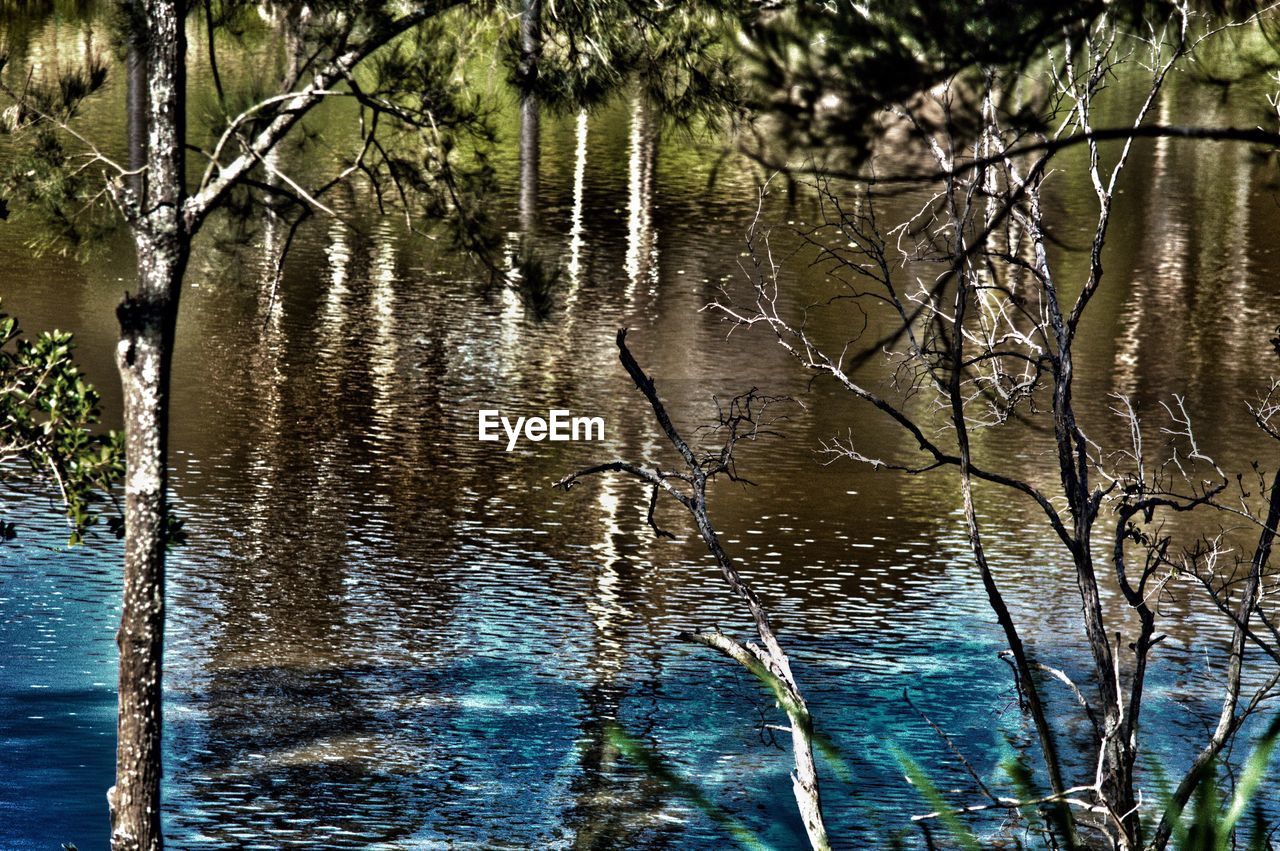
[5,5,1280,850]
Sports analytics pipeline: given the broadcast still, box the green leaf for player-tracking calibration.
[604,723,774,851]
[891,745,983,851]
[0,299,123,544]
[1217,713,1280,851]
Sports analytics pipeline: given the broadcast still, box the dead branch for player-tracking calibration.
[556,328,831,851]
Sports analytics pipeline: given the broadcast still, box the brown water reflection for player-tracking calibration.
[4,11,1280,850]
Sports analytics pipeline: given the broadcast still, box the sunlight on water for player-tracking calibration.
[3,11,1280,851]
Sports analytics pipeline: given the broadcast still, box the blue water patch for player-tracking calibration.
[0,508,120,851]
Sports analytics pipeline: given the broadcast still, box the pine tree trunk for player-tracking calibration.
[108,4,185,849]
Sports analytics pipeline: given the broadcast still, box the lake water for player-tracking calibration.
[4,11,1280,851]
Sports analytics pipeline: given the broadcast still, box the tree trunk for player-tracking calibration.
[517,0,540,236]
[518,92,539,236]
[108,4,186,849]
[125,6,146,201]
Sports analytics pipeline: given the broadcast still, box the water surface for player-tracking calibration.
[3,12,1280,850]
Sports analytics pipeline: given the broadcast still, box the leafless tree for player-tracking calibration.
[556,329,831,851]
[715,6,1280,849]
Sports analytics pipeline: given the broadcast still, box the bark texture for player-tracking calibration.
[109,3,186,849]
